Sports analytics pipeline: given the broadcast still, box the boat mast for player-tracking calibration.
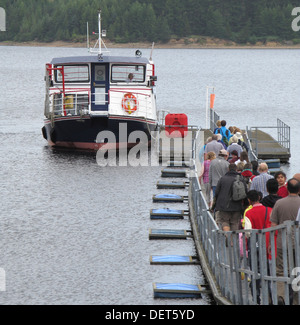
[98,9,102,55]
[88,10,109,56]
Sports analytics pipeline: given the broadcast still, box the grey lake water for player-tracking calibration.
[0,45,299,305]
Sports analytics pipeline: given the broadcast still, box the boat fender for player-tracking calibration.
[50,129,57,144]
[41,126,47,140]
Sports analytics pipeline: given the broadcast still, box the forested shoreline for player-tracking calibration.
[0,0,299,45]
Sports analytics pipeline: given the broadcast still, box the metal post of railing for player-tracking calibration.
[232,232,243,304]
[258,230,269,305]
[254,127,258,156]
[211,229,217,275]
[286,121,290,153]
[281,227,291,304]
[239,231,250,305]
[287,222,295,280]
[249,231,259,304]
[269,229,278,304]
[73,95,76,114]
[219,233,227,296]
[207,211,214,263]
[287,222,296,306]
[89,91,92,113]
[295,222,300,304]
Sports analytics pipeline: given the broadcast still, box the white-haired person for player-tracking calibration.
[250,162,274,198]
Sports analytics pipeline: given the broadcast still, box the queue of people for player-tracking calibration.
[199,120,300,305]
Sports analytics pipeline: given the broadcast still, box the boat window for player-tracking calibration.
[94,65,106,82]
[55,65,89,83]
[94,87,107,105]
[111,65,145,83]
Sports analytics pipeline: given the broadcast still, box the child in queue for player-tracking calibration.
[274,171,288,198]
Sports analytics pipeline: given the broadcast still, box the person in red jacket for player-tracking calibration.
[245,190,273,304]
[245,190,276,259]
[246,190,272,229]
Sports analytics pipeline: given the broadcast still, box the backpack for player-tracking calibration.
[231,175,247,201]
[222,135,229,147]
[216,128,229,146]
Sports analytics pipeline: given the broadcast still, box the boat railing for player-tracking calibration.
[157,110,170,126]
[47,88,154,118]
[108,89,154,119]
[47,90,91,117]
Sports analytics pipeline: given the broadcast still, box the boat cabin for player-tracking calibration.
[44,55,157,121]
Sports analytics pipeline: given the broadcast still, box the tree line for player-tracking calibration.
[0,0,299,44]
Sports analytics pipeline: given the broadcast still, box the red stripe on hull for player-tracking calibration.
[48,141,150,151]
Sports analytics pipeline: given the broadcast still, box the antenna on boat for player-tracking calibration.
[87,10,109,57]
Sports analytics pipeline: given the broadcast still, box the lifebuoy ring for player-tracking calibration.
[122,93,138,115]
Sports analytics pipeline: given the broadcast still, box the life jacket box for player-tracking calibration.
[165,114,188,138]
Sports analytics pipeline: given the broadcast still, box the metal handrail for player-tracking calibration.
[190,170,300,305]
[190,125,299,305]
[247,119,290,157]
[277,119,291,152]
[48,89,154,117]
[244,128,258,162]
[50,92,90,116]
[210,109,220,133]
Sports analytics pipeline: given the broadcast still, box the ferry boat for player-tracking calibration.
[42,11,158,150]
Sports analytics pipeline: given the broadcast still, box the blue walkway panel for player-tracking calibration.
[157,180,188,189]
[265,159,281,168]
[152,194,186,203]
[150,208,187,219]
[150,255,199,265]
[153,283,209,299]
[167,160,190,167]
[149,229,192,239]
[161,168,187,178]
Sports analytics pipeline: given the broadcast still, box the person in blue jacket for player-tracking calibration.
[215,120,232,145]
